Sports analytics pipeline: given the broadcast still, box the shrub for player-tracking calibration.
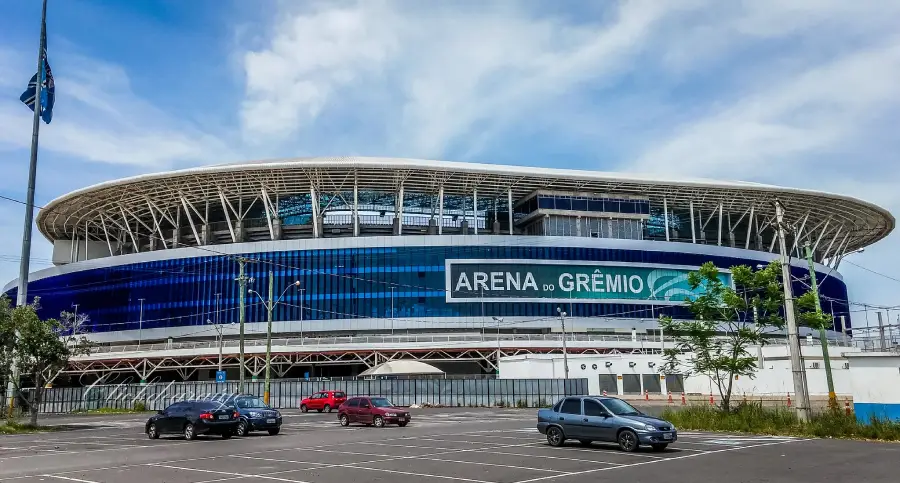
[133,400,147,412]
[661,402,900,441]
[516,399,527,408]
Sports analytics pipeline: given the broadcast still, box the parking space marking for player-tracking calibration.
[488,450,627,466]
[42,476,101,483]
[512,438,807,483]
[150,464,313,483]
[329,464,494,483]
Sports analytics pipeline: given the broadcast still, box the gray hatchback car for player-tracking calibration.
[537,396,677,452]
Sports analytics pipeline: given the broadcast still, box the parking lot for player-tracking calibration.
[1,408,898,483]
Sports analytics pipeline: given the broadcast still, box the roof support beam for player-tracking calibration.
[663,197,670,242]
[473,188,478,235]
[689,200,696,244]
[438,186,444,235]
[100,214,114,257]
[119,206,139,253]
[261,187,275,241]
[179,195,202,246]
[217,189,236,243]
[812,218,831,254]
[310,184,319,238]
[821,226,843,263]
[145,200,168,250]
[745,205,755,250]
[790,212,811,255]
[717,202,723,246]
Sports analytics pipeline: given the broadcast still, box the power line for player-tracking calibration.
[842,259,900,285]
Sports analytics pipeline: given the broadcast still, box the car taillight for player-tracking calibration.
[233,411,240,418]
[199,412,213,420]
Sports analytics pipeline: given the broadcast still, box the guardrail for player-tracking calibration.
[88,332,857,355]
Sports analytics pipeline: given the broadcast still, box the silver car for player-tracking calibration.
[537,396,677,452]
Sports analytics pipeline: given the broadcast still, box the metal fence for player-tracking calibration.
[23,377,588,414]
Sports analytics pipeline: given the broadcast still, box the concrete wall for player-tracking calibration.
[500,344,859,398]
[846,352,900,422]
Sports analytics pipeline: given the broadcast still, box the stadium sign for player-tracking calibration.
[445,259,731,304]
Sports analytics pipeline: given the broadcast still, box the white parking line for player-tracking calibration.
[151,464,313,483]
[512,438,807,483]
[487,450,627,466]
[41,476,100,483]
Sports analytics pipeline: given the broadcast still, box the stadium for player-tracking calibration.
[3,157,894,383]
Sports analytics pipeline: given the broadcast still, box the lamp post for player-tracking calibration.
[298,287,305,343]
[207,318,224,373]
[491,316,503,374]
[556,308,570,380]
[249,272,300,405]
[235,257,255,394]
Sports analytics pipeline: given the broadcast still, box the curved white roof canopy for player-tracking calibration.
[37,156,894,259]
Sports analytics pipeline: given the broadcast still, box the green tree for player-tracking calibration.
[660,261,785,412]
[0,296,91,425]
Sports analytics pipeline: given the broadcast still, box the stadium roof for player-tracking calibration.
[37,156,894,257]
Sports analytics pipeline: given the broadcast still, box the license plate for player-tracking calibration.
[266,418,276,424]
[663,433,673,440]
[398,417,405,422]
[218,415,230,420]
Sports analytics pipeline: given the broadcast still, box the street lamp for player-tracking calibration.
[207,318,224,374]
[491,317,503,373]
[248,273,300,405]
[556,308,570,380]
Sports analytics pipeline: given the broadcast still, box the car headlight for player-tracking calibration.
[275,410,281,417]
[385,412,398,417]
[248,411,262,418]
[639,423,656,431]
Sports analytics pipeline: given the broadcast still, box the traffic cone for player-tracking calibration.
[681,392,686,405]
[645,390,650,401]
[845,400,851,416]
[709,393,714,405]
[667,392,673,404]
[787,393,792,407]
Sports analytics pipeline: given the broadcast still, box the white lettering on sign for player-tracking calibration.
[455,271,539,293]
[606,274,621,293]
[629,275,644,293]
[591,271,605,292]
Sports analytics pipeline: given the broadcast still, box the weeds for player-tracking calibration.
[662,402,900,441]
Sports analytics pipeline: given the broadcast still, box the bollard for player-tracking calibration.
[709,393,714,405]
[845,400,851,416]
[645,390,650,401]
[681,392,686,406]
[787,393,792,407]
[667,392,673,404]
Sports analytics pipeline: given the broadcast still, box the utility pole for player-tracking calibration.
[492,316,503,373]
[299,287,305,343]
[264,270,274,405]
[804,243,836,408]
[235,258,253,394]
[208,319,223,373]
[877,312,887,350]
[775,201,810,422]
[390,285,395,335]
[556,307,570,379]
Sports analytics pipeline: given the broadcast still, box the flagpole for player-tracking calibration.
[6,0,48,417]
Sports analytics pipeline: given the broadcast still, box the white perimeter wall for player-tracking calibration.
[846,353,900,404]
[500,345,860,397]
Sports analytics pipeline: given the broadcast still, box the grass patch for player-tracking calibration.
[662,402,900,441]
[0,421,60,434]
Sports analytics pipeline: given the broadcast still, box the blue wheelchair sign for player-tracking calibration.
[215,370,227,383]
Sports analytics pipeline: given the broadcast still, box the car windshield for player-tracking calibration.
[602,398,642,416]
[236,397,268,409]
[370,398,393,408]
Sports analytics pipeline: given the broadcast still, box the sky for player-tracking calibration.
[0,0,899,322]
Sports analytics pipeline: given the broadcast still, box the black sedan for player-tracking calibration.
[146,400,239,440]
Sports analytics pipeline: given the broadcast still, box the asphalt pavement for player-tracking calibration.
[1,408,897,483]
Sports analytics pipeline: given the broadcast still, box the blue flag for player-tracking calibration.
[20,46,55,124]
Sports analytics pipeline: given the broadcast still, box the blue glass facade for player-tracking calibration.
[4,243,851,335]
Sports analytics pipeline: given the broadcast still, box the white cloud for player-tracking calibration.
[0,50,235,169]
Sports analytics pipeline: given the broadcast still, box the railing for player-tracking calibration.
[86,332,857,355]
[20,378,589,413]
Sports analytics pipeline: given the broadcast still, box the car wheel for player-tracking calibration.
[236,420,248,437]
[184,423,196,441]
[373,416,385,428]
[147,423,160,440]
[324,404,332,413]
[579,440,593,446]
[546,426,565,447]
[398,421,408,427]
[618,429,639,452]
[221,431,233,439]
[651,443,668,452]
[268,428,280,436]
[300,404,308,413]
[339,414,350,427]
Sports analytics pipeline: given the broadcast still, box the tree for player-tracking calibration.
[660,261,786,412]
[0,296,91,425]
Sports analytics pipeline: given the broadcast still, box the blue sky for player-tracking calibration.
[1,0,899,323]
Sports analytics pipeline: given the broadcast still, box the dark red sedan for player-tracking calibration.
[337,397,410,428]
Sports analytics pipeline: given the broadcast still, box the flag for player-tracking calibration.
[20,43,55,124]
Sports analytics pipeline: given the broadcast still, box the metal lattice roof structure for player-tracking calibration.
[37,157,894,263]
